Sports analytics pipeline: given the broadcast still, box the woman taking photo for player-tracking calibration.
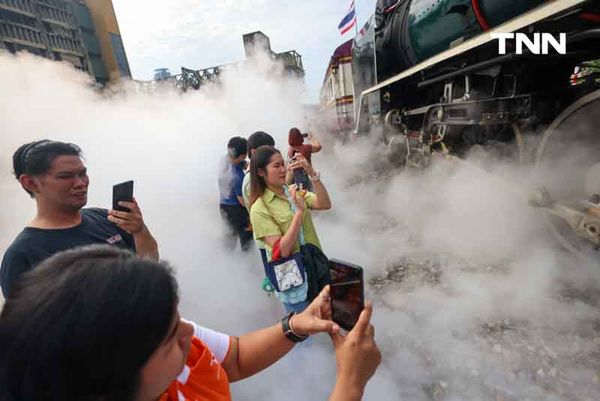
[287,128,322,191]
[287,127,322,165]
[0,245,380,401]
[249,145,331,313]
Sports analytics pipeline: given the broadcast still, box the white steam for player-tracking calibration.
[1,52,600,401]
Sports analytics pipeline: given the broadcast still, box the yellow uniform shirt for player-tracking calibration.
[250,187,322,260]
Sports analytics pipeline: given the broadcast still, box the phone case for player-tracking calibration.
[112,180,134,212]
[329,259,365,331]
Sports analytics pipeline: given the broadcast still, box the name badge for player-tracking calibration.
[106,234,123,244]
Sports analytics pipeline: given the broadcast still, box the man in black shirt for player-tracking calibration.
[1,140,159,297]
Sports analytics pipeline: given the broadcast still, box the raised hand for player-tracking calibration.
[107,197,147,235]
[289,184,306,213]
[290,286,339,336]
[331,303,381,389]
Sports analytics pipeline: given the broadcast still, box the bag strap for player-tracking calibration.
[261,187,305,247]
[283,186,306,246]
[272,239,282,261]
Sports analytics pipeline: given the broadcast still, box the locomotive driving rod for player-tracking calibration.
[445,155,600,248]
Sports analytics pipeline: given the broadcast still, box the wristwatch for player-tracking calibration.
[281,312,309,343]
[309,170,320,182]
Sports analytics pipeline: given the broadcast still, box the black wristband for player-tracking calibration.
[281,312,309,343]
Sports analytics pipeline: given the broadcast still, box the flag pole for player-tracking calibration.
[354,0,359,36]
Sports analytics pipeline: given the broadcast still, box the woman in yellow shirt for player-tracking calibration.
[249,145,332,313]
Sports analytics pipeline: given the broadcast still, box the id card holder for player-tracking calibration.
[274,257,305,291]
[266,253,305,292]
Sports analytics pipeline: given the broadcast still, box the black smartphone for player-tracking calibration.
[293,169,305,187]
[290,150,304,186]
[329,259,365,331]
[112,180,134,212]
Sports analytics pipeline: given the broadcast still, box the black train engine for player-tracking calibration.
[352,0,600,254]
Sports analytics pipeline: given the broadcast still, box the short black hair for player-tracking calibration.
[0,245,179,401]
[227,136,247,158]
[12,140,82,197]
[247,131,275,152]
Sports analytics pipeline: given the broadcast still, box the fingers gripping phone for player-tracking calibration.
[112,180,134,212]
[330,259,365,331]
[293,169,306,188]
[290,150,306,188]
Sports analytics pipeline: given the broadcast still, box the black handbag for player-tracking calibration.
[301,243,331,301]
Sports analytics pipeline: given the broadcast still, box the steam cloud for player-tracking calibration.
[1,52,599,400]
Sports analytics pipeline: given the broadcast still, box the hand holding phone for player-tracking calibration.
[330,303,381,395]
[112,180,134,212]
[293,168,306,185]
[330,259,365,331]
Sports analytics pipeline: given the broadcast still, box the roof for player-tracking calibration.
[322,39,353,84]
[332,39,353,60]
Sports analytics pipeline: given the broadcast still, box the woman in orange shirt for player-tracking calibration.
[0,245,380,401]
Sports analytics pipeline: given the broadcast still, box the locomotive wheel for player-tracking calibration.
[535,89,600,258]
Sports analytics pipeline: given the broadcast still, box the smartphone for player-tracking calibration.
[330,259,365,331]
[292,169,306,187]
[112,180,134,212]
[290,150,304,186]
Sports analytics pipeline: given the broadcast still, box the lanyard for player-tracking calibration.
[283,186,306,246]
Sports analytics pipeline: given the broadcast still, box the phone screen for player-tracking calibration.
[112,180,134,212]
[330,259,364,331]
[293,169,305,186]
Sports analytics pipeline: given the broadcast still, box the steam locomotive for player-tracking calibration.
[327,0,600,255]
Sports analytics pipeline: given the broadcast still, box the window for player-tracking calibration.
[109,32,130,78]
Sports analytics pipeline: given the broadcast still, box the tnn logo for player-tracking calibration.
[491,33,567,55]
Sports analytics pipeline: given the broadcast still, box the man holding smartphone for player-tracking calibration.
[0,140,159,297]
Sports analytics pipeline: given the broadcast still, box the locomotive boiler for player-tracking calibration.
[347,0,600,256]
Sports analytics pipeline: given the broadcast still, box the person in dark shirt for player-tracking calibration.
[218,136,253,251]
[0,140,159,297]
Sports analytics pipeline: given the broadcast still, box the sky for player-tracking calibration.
[111,0,373,103]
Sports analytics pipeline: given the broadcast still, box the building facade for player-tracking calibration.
[242,31,304,79]
[0,0,130,84]
[83,0,130,82]
[155,31,305,91]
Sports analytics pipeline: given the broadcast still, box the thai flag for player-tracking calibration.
[338,1,357,35]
